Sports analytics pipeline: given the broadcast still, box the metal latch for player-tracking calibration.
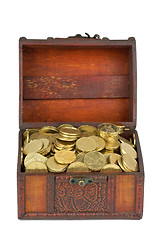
[69,177,93,186]
[68,33,100,39]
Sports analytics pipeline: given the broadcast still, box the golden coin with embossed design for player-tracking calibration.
[84,151,106,171]
[67,162,89,172]
[76,137,97,152]
[23,139,43,155]
[55,150,76,164]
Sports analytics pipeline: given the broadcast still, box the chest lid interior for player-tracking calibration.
[19,36,137,129]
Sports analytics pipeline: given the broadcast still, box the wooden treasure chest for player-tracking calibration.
[17,34,144,220]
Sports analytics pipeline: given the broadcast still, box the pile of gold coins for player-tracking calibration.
[22,123,138,173]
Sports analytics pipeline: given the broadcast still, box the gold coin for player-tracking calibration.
[24,152,47,167]
[122,154,138,172]
[101,149,114,155]
[29,132,41,141]
[76,152,86,162]
[23,139,43,155]
[120,142,137,159]
[40,138,52,155]
[104,154,110,164]
[76,137,97,152]
[81,132,96,137]
[67,162,89,172]
[58,124,73,130]
[98,123,119,139]
[55,144,74,151]
[55,133,78,141]
[114,123,125,134]
[118,135,134,147]
[55,150,76,164]
[109,153,121,164]
[23,132,53,146]
[117,156,129,172]
[23,128,39,140]
[105,140,120,151]
[84,151,106,171]
[26,161,48,172]
[47,156,67,173]
[90,136,106,151]
[40,126,58,134]
[101,163,122,173]
[47,134,58,144]
[52,146,60,153]
[133,133,136,147]
[78,125,97,134]
[55,139,76,148]
[39,138,50,151]
[59,126,81,137]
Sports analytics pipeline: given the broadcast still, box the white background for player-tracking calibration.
[0,0,163,239]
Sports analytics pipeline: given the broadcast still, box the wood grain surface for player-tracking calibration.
[115,175,136,212]
[25,175,47,213]
[23,98,130,122]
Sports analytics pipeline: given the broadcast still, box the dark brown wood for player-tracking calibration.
[22,46,129,77]
[23,75,129,100]
[19,37,137,128]
[17,36,144,220]
[23,98,130,123]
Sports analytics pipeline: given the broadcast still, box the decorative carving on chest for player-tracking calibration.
[55,181,107,213]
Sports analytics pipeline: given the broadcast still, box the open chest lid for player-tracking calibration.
[19,35,137,129]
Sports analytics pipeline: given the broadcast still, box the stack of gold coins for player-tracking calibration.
[51,125,81,152]
[54,138,76,151]
[59,125,81,139]
[98,123,120,152]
